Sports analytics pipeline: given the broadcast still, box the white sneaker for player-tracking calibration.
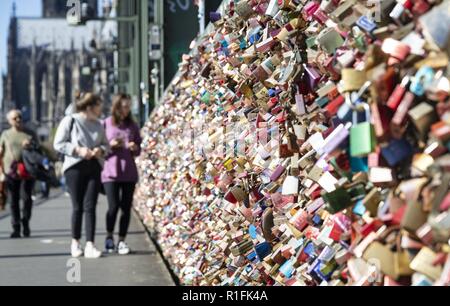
[71,241,83,258]
[84,242,102,259]
[117,241,131,255]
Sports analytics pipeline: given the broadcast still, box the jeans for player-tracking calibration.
[65,160,102,242]
[104,182,136,238]
[6,177,35,231]
[40,181,50,198]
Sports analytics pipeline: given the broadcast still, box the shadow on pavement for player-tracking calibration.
[0,250,156,260]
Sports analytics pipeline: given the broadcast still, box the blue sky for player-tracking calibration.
[0,0,42,103]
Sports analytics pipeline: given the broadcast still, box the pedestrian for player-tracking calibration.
[0,110,38,238]
[54,93,109,259]
[39,140,60,199]
[102,94,142,255]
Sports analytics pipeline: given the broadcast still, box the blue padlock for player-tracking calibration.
[381,138,413,167]
[353,200,366,216]
[268,88,277,97]
[350,156,368,173]
[249,225,258,239]
[356,15,377,33]
[210,12,222,23]
[249,33,260,45]
[315,96,329,108]
[239,39,247,50]
[304,241,316,258]
[410,66,435,96]
[312,214,322,225]
[279,259,294,278]
[313,260,337,281]
[254,242,272,261]
[247,250,258,262]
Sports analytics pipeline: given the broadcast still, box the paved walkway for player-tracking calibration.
[0,190,174,286]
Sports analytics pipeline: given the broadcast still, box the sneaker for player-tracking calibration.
[117,241,131,255]
[105,237,115,253]
[71,241,83,258]
[84,242,102,259]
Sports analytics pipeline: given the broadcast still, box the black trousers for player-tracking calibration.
[65,160,102,242]
[6,177,35,230]
[104,182,136,239]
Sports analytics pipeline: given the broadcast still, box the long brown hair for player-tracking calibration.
[111,93,134,126]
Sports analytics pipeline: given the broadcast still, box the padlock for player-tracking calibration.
[401,201,429,233]
[265,0,279,17]
[410,247,443,281]
[370,102,388,141]
[390,91,414,138]
[418,1,450,56]
[325,95,345,119]
[381,38,411,62]
[363,241,397,279]
[279,134,294,158]
[282,172,299,196]
[409,66,435,96]
[369,167,395,187]
[323,182,366,214]
[337,93,354,123]
[307,164,324,182]
[356,15,377,33]
[386,76,410,111]
[381,138,414,167]
[235,0,254,20]
[408,102,437,138]
[294,93,306,116]
[341,69,367,92]
[316,27,345,54]
[319,122,351,156]
[254,242,272,261]
[362,188,381,217]
[304,65,321,90]
[329,0,356,22]
[323,185,348,213]
[318,171,339,193]
[289,208,309,232]
[350,103,376,157]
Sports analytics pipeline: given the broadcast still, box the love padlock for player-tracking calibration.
[350,103,376,157]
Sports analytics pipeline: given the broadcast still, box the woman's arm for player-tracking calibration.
[98,122,110,157]
[53,116,77,157]
[0,132,5,158]
[132,123,142,157]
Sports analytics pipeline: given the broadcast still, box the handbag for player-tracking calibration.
[7,140,32,180]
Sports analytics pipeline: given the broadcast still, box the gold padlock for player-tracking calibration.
[363,241,397,279]
[341,69,367,92]
[362,188,381,217]
[410,247,443,281]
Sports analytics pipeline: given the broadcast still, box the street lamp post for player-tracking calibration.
[198,0,205,35]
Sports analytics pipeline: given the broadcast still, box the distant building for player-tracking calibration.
[2,0,114,135]
[43,0,98,18]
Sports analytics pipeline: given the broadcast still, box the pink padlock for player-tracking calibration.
[303,1,320,19]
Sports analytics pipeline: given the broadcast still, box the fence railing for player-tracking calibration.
[155,0,231,112]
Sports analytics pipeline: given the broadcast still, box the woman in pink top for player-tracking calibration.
[102,94,142,255]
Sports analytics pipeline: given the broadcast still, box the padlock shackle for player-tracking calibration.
[344,81,372,111]
[352,102,371,125]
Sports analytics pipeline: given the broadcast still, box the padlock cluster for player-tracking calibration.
[134,0,450,286]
